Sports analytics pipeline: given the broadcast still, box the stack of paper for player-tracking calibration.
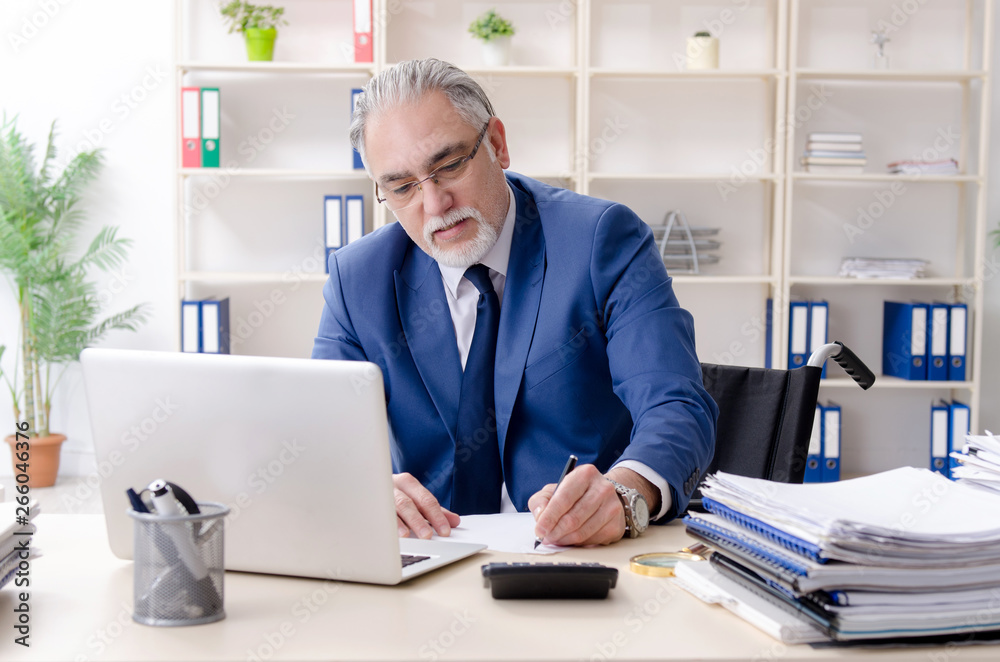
[839,257,928,279]
[951,432,1000,495]
[680,468,1000,642]
[801,132,866,174]
[887,158,959,176]
[0,500,38,590]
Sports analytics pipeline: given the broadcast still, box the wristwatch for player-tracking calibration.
[607,479,650,538]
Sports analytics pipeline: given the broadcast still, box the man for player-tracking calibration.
[313,58,717,547]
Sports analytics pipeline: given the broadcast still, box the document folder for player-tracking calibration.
[181,300,201,353]
[324,195,343,274]
[200,298,231,354]
[808,301,829,378]
[200,87,221,168]
[930,401,949,476]
[821,402,841,482]
[345,195,365,245]
[927,302,949,381]
[882,301,927,380]
[353,0,373,63]
[948,303,967,382]
[949,400,970,477]
[804,405,823,483]
[181,87,202,168]
[788,301,809,368]
[351,89,365,170]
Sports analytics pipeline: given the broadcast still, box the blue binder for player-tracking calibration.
[324,195,343,274]
[344,195,365,246]
[882,301,928,380]
[808,300,829,378]
[764,298,773,369]
[927,302,949,381]
[821,402,841,482]
[351,89,364,170]
[930,400,950,476]
[948,303,967,382]
[804,405,823,483]
[788,301,810,368]
[181,300,202,353]
[200,297,231,354]
[948,400,970,477]
[701,497,827,562]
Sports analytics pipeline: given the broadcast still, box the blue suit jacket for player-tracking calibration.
[312,172,718,518]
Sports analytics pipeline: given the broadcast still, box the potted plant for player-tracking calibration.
[219,1,288,62]
[0,116,148,487]
[468,8,515,67]
[686,30,719,70]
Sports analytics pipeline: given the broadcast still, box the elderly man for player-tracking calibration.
[313,58,717,547]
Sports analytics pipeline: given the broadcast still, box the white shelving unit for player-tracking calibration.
[174,0,992,477]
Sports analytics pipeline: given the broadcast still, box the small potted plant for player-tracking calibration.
[219,1,288,62]
[468,8,516,67]
[1,116,148,487]
[686,30,719,70]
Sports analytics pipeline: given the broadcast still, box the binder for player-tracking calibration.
[764,298,773,369]
[200,87,221,168]
[351,89,365,170]
[930,401,950,476]
[949,400,971,477]
[200,298,231,354]
[808,301,828,378]
[882,301,927,380]
[181,300,202,353]
[821,402,841,482]
[788,301,810,368]
[948,303,967,382]
[804,405,823,483]
[344,195,365,245]
[181,87,202,168]
[353,0,373,63]
[324,195,343,274]
[927,302,949,381]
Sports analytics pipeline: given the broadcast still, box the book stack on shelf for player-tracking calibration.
[882,300,966,381]
[650,210,721,274]
[887,158,959,176]
[800,132,866,174]
[838,257,927,279]
[950,432,1000,494]
[678,469,1000,643]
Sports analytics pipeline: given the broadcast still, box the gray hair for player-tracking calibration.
[349,58,495,171]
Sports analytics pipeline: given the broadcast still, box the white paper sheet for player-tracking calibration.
[433,513,568,554]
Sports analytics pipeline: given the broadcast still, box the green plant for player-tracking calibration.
[693,31,712,38]
[0,116,149,438]
[219,0,287,34]
[468,9,515,42]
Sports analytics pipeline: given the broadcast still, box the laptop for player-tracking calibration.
[80,348,485,585]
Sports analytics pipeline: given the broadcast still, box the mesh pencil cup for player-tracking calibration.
[128,502,229,626]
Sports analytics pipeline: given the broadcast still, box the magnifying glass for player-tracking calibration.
[629,543,711,577]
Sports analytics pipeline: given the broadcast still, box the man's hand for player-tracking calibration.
[393,472,461,539]
[527,464,626,546]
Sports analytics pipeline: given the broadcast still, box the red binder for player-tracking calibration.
[353,0,373,63]
[181,87,201,168]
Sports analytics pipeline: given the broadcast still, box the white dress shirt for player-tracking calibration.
[436,185,673,519]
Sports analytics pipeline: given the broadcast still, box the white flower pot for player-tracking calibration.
[686,36,719,70]
[481,36,512,67]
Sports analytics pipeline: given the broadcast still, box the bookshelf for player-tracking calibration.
[174,0,992,477]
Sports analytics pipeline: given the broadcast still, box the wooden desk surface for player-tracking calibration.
[3,514,998,661]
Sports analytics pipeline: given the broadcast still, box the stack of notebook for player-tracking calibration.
[679,469,1000,642]
[838,257,928,279]
[801,132,866,174]
[950,431,1000,495]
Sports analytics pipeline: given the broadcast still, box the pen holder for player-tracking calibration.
[128,502,229,626]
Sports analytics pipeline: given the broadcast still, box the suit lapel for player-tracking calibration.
[395,246,462,443]
[495,185,546,453]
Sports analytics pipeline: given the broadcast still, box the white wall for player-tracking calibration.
[0,0,998,479]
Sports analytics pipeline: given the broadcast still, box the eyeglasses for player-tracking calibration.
[375,121,490,212]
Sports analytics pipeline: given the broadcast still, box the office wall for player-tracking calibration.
[0,0,998,480]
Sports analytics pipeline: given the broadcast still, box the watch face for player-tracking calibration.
[634,495,650,529]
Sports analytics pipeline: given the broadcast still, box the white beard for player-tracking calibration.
[423,206,500,269]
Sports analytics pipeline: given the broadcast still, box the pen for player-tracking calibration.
[534,454,578,549]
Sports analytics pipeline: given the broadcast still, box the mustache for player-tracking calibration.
[425,207,484,239]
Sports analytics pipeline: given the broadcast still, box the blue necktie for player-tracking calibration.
[451,264,503,514]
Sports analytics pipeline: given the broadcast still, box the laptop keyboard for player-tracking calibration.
[401,554,431,568]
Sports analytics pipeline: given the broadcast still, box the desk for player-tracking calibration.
[4,515,998,661]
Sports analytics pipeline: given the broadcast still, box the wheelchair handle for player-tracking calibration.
[807,341,876,390]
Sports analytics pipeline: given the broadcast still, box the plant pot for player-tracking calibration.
[5,433,66,488]
[686,36,719,70]
[245,28,277,62]
[481,36,512,67]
